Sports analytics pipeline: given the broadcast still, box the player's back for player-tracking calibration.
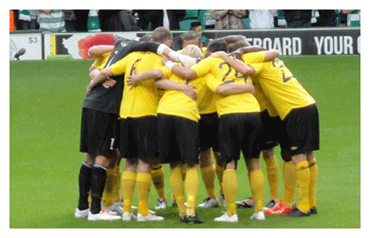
[253,81,279,117]
[197,73,217,115]
[83,51,123,115]
[194,57,260,117]
[157,72,205,122]
[120,51,162,119]
[250,58,316,120]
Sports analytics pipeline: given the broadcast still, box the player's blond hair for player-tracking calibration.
[181,45,203,59]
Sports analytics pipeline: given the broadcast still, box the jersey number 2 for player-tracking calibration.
[272,59,294,83]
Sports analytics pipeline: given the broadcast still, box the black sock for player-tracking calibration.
[90,164,108,214]
[78,162,93,210]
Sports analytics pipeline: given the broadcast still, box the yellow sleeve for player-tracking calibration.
[242,51,267,64]
[110,57,127,76]
[93,52,111,69]
[205,73,223,92]
[192,58,212,77]
[249,63,264,75]
[246,76,253,84]
[159,65,172,79]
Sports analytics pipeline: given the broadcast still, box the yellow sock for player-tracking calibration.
[136,173,152,217]
[102,165,121,207]
[122,171,136,213]
[170,166,186,215]
[88,190,92,204]
[249,169,265,212]
[282,161,296,207]
[264,155,279,201]
[308,158,318,208]
[151,164,166,200]
[185,167,198,216]
[113,165,121,202]
[200,165,216,198]
[216,164,224,194]
[102,167,116,207]
[295,160,310,213]
[222,169,238,216]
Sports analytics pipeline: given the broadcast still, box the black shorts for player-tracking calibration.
[218,113,262,163]
[157,114,199,164]
[259,110,280,151]
[198,112,219,152]
[80,108,120,154]
[119,116,158,160]
[279,104,320,155]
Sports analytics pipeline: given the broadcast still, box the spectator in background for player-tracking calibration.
[64,10,91,32]
[73,10,90,32]
[98,10,121,32]
[190,21,210,47]
[248,10,276,29]
[38,10,66,33]
[283,10,312,28]
[338,10,347,27]
[117,10,141,31]
[64,10,77,32]
[135,10,186,31]
[173,21,210,51]
[210,10,247,29]
[314,10,337,27]
[18,10,38,30]
[341,10,360,27]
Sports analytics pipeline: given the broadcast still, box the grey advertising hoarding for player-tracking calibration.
[193,27,360,56]
[14,27,359,61]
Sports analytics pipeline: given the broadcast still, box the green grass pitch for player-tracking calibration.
[9,55,360,229]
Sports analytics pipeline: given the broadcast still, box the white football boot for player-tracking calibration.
[214,212,238,222]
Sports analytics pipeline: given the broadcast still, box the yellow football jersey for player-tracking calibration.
[249,58,316,120]
[119,51,169,118]
[157,73,209,122]
[180,47,216,114]
[93,52,111,69]
[240,51,279,117]
[109,51,163,118]
[197,80,217,114]
[241,51,267,65]
[253,81,279,117]
[193,57,260,117]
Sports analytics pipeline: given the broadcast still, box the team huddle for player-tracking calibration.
[74,26,319,224]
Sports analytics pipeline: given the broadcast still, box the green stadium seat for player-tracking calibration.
[179,10,200,30]
[184,10,199,19]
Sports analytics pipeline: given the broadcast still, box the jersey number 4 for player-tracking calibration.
[219,62,249,84]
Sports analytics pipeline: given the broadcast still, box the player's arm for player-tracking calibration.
[88,45,114,58]
[87,67,114,93]
[230,48,279,62]
[126,69,164,88]
[87,56,129,92]
[159,47,198,68]
[230,46,265,59]
[162,57,199,80]
[155,79,197,101]
[262,50,279,61]
[210,51,255,75]
[89,63,97,73]
[215,82,255,96]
